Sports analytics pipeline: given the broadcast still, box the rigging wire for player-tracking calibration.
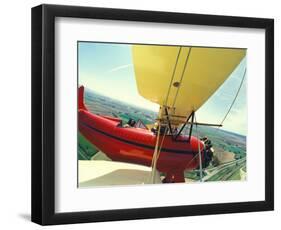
[211,67,247,167]
[164,47,182,106]
[150,126,168,183]
[149,120,162,183]
[172,48,192,109]
[149,47,189,183]
[218,68,247,128]
[194,113,203,182]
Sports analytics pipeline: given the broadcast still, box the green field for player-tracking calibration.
[78,132,98,160]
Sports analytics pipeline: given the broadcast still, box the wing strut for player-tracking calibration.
[194,113,203,182]
[172,111,222,142]
[174,111,194,141]
[164,107,173,135]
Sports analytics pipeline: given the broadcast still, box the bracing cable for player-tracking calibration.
[172,48,192,109]
[194,113,203,182]
[218,68,247,127]
[150,126,168,183]
[164,47,182,106]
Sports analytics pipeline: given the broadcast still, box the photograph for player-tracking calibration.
[30,3,274,225]
[77,42,247,187]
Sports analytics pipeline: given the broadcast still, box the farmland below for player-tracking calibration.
[78,88,246,182]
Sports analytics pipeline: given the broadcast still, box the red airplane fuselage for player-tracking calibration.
[78,86,205,182]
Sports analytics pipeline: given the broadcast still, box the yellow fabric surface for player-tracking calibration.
[132,45,246,125]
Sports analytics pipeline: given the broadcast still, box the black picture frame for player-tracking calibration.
[31,4,274,225]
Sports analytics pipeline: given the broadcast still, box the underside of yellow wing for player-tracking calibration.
[132,45,246,125]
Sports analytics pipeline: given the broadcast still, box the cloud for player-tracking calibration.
[106,64,132,74]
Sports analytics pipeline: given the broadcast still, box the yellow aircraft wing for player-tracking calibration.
[132,45,246,125]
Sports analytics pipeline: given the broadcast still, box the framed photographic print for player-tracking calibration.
[31,4,274,225]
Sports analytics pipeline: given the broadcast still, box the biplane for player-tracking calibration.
[78,45,246,183]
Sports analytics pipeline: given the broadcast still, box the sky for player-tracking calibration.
[78,42,247,135]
